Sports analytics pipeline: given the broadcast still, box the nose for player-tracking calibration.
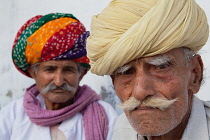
[132,71,156,101]
[53,71,65,87]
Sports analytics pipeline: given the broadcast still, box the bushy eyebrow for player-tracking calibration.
[113,55,172,75]
[147,55,171,66]
[113,64,132,75]
[64,65,78,71]
[43,65,77,70]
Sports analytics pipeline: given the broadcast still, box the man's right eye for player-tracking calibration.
[155,63,171,70]
[44,67,55,72]
[119,68,135,75]
[44,69,53,72]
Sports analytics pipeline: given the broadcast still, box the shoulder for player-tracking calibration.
[97,100,118,140]
[97,100,118,123]
[202,100,210,109]
[199,97,210,114]
[202,98,210,118]
[114,113,131,129]
[0,97,25,139]
[98,100,117,115]
[0,97,24,118]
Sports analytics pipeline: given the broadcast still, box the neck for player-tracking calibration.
[146,95,194,140]
[45,99,74,110]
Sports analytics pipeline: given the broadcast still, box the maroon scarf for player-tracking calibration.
[24,84,109,140]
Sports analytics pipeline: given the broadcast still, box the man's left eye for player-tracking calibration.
[122,68,135,75]
[45,68,54,72]
[66,69,74,72]
[64,67,76,73]
[156,63,170,69]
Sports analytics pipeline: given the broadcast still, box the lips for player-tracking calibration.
[52,89,66,93]
[135,106,155,111]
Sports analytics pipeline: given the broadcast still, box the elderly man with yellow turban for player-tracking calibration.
[87,0,209,139]
[0,13,117,140]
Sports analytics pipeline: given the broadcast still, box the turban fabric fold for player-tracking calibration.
[87,0,209,76]
[12,13,90,77]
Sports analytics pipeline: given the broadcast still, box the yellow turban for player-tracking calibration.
[87,0,209,75]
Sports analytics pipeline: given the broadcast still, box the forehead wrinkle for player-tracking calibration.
[41,62,77,69]
[42,60,76,66]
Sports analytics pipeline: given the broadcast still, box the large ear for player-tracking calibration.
[188,54,203,94]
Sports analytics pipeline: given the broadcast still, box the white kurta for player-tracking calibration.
[112,96,210,140]
[0,94,118,140]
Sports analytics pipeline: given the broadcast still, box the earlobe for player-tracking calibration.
[189,55,203,94]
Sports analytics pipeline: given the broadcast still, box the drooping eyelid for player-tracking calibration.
[147,55,172,66]
[43,65,56,70]
[114,64,132,75]
[42,65,77,71]
[65,66,78,71]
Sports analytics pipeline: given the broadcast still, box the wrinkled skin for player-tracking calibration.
[29,60,86,110]
[111,48,203,139]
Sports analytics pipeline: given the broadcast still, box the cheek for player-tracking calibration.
[34,75,51,91]
[66,74,81,87]
[175,99,188,115]
[158,74,189,99]
[113,78,133,102]
[161,78,190,118]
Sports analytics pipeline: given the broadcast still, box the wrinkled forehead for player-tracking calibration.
[38,60,78,67]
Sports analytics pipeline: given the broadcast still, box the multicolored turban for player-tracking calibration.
[87,0,209,76]
[12,13,90,77]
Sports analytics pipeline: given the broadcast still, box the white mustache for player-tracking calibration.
[41,83,76,94]
[119,96,178,111]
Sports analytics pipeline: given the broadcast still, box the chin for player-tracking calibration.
[48,92,75,102]
[137,129,171,137]
[133,122,176,137]
[48,96,72,104]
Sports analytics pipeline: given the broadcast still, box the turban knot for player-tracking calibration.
[12,13,90,77]
[87,0,209,75]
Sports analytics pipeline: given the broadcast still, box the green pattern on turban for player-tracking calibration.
[12,13,76,72]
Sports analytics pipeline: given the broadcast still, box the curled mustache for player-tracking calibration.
[41,83,76,94]
[119,96,178,111]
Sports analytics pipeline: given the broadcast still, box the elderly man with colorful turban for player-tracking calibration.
[87,0,209,139]
[0,13,117,140]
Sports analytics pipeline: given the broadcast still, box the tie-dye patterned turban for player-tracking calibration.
[87,0,209,76]
[12,13,90,77]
